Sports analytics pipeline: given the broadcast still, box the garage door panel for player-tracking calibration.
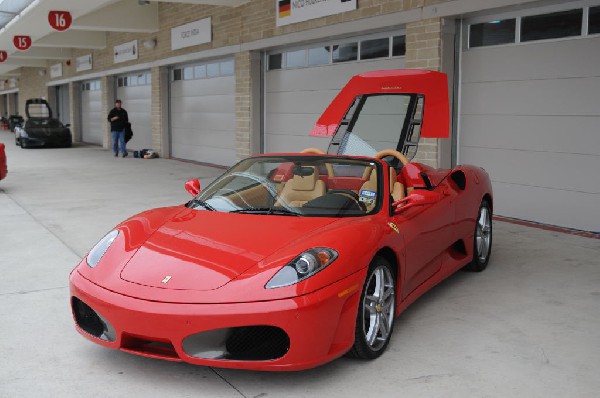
[265,113,319,136]
[171,77,234,97]
[117,74,152,150]
[81,89,103,145]
[172,112,235,132]
[460,115,600,156]
[266,134,331,153]
[492,182,599,232]
[266,60,403,92]
[462,38,600,83]
[171,95,234,114]
[171,143,236,165]
[460,147,600,194]
[172,128,234,148]
[170,61,235,167]
[461,77,600,116]
[266,90,338,115]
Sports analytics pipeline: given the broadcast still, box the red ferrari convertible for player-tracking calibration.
[70,70,493,371]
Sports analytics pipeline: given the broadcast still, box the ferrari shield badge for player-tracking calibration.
[387,222,399,234]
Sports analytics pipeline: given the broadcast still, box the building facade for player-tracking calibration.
[0,0,599,231]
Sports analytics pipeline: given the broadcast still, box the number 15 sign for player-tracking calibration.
[48,11,72,32]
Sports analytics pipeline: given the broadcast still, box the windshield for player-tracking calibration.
[189,156,383,217]
[27,119,64,128]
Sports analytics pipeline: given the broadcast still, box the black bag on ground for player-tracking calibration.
[125,122,133,143]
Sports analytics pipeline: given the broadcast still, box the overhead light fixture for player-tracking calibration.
[142,38,157,49]
[138,0,150,5]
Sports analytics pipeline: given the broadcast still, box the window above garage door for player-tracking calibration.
[268,32,406,71]
[467,2,600,49]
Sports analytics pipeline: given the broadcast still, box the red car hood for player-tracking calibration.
[120,209,336,291]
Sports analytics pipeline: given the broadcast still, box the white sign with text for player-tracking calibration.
[76,54,93,72]
[171,17,211,50]
[114,40,138,64]
[50,63,63,78]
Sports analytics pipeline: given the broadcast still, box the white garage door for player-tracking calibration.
[116,71,152,150]
[170,59,235,166]
[265,33,406,153]
[81,80,103,145]
[459,6,600,231]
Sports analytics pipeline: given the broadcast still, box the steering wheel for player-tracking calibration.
[362,149,410,180]
[300,148,335,178]
[374,149,410,166]
[327,189,367,212]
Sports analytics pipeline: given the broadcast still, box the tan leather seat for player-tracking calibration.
[359,166,405,212]
[276,166,326,207]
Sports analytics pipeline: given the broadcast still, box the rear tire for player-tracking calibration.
[463,200,492,272]
[347,256,396,360]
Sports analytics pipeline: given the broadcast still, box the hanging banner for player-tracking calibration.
[48,11,72,31]
[275,0,356,27]
[0,51,7,63]
[76,54,93,72]
[114,40,138,64]
[13,35,32,51]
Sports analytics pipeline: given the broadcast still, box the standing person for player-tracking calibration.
[108,99,129,157]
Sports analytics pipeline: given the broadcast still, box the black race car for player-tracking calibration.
[15,98,72,148]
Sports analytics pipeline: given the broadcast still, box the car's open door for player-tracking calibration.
[310,70,449,159]
[25,98,53,119]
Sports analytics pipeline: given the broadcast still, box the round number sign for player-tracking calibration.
[48,11,72,32]
[13,36,31,51]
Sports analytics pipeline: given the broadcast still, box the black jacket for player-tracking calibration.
[108,107,129,131]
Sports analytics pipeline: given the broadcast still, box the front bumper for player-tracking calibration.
[69,269,364,371]
[21,135,71,146]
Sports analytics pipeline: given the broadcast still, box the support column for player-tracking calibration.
[235,51,261,161]
[101,76,115,149]
[405,17,443,168]
[69,81,82,142]
[151,66,170,157]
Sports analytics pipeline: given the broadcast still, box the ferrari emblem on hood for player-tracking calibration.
[161,275,172,284]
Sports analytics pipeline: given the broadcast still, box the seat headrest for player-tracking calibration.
[290,166,318,191]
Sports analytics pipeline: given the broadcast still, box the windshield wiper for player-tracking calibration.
[231,207,301,216]
[187,198,216,211]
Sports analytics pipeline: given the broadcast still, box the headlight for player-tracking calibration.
[86,230,119,268]
[266,248,338,289]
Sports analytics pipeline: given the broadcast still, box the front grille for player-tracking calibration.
[71,297,116,342]
[183,326,290,361]
[121,334,180,361]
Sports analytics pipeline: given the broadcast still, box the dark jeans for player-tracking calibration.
[112,130,126,155]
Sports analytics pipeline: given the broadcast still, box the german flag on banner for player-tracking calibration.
[278,0,291,18]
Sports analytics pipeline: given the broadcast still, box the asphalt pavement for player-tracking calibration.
[1,130,599,398]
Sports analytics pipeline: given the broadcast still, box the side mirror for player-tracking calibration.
[185,179,201,196]
[65,123,71,128]
[393,190,441,214]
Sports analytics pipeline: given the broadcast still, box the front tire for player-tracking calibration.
[464,200,492,272]
[19,137,28,149]
[348,256,396,360]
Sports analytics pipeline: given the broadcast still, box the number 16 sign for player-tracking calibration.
[48,11,72,32]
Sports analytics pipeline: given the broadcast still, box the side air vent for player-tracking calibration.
[450,170,466,190]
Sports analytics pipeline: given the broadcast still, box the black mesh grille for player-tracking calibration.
[225,326,290,361]
[71,297,104,338]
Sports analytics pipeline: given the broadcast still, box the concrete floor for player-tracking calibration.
[1,130,599,398]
